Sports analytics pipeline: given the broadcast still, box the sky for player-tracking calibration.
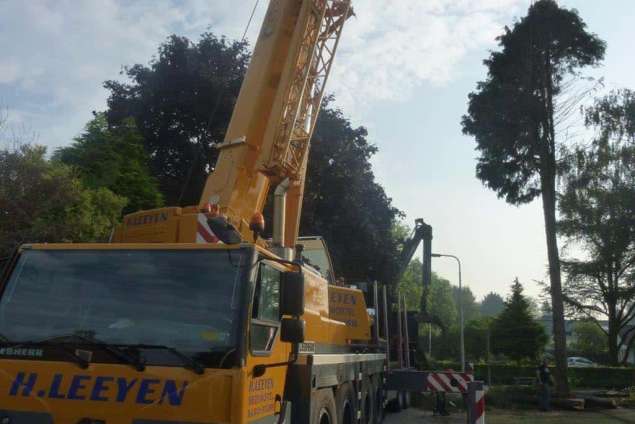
[1,0,634,301]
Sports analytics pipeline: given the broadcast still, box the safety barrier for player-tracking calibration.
[425,371,475,393]
[466,381,485,424]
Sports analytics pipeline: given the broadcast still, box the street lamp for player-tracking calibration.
[431,253,465,372]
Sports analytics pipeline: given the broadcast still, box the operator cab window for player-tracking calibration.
[250,262,281,353]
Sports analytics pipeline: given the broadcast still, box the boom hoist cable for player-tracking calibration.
[177,0,263,205]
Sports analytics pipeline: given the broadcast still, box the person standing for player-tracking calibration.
[536,359,554,411]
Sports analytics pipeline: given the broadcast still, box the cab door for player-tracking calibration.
[243,260,291,423]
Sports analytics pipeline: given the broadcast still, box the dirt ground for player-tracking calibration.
[384,407,635,423]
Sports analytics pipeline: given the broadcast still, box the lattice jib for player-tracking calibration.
[267,0,351,179]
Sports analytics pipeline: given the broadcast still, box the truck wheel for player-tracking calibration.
[335,383,355,424]
[385,391,401,413]
[400,391,411,410]
[361,378,376,424]
[311,388,338,424]
[372,376,385,424]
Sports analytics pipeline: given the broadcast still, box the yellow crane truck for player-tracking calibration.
[0,0,458,421]
[0,1,427,423]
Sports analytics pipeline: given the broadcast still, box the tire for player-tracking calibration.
[372,376,385,424]
[385,391,401,413]
[335,383,356,424]
[400,391,411,410]
[361,378,376,424]
[311,388,338,424]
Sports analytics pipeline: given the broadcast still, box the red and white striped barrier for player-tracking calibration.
[467,381,486,424]
[425,371,474,393]
[196,213,220,244]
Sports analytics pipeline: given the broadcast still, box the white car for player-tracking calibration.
[567,357,596,368]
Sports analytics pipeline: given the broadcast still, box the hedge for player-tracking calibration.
[473,365,635,389]
[429,361,635,389]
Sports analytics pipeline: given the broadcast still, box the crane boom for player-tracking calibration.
[396,219,433,287]
[199,0,351,247]
[112,0,351,247]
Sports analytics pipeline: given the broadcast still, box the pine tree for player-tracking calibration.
[462,0,605,393]
[491,278,548,362]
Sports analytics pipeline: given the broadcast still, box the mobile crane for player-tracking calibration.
[0,0,480,422]
[0,1,393,423]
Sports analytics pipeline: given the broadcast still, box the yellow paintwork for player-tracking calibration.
[328,285,372,341]
[198,0,329,245]
[4,1,358,421]
[0,361,235,423]
[111,207,210,244]
[0,353,293,423]
[3,243,371,422]
[113,0,351,249]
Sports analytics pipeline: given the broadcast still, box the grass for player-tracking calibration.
[486,409,635,424]
[385,407,635,424]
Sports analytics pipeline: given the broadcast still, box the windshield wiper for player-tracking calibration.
[39,333,145,371]
[130,344,205,375]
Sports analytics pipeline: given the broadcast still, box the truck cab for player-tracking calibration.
[0,242,372,423]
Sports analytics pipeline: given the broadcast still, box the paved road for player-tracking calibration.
[384,409,465,424]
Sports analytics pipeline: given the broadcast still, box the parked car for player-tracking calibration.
[567,356,596,367]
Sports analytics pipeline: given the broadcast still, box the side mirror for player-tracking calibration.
[281,270,305,316]
[281,318,305,343]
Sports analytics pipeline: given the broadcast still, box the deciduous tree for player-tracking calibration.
[103,32,402,284]
[559,89,635,365]
[399,258,457,329]
[0,144,126,258]
[104,34,249,205]
[54,113,163,214]
[453,285,480,323]
[462,0,605,392]
[571,320,608,362]
[300,104,402,284]
[480,292,505,317]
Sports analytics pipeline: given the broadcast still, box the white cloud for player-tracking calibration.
[0,0,525,148]
[0,61,20,84]
[329,0,526,116]
[0,0,264,148]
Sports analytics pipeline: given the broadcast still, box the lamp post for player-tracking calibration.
[432,253,465,372]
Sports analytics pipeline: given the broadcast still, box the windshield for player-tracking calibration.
[0,249,246,356]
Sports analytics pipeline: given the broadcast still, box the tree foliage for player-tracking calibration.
[571,320,608,362]
[104,33,249,205]
[54,114,163,214]
[462,0,605,391]
[462,0,605,205]
[480,292,505,317]
[0,145,126,258]
[491,278,548,361]
[399,258,456,331]
[559,89,635,365]
[103,32,402,285]
[464,317,494,361]
[300,104,402,284]
[453,285,481,323]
